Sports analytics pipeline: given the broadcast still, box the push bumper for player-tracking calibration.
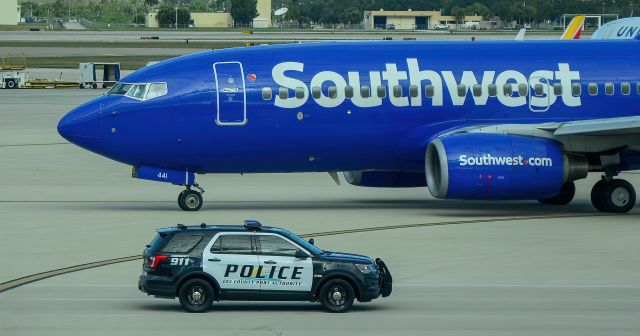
[376,258,393,297]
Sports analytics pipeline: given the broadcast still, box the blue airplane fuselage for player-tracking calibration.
[59,39,640,175]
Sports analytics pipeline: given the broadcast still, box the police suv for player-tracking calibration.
[139,221,392,313]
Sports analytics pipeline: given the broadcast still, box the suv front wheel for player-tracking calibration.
[319,279,355,313]
[178,278,214,313]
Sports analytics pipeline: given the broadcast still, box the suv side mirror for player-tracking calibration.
[295,250,308,259]
[308,238,315,245]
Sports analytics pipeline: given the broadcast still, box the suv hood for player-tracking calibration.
[321,251,374,264]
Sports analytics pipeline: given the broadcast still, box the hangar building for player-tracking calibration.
[0,0,21,26]
[363,10,483,30]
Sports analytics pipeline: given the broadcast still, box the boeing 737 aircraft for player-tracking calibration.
[58,38,640,212]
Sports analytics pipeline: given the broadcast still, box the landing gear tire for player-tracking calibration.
[538,182,575,205]
[591,179,636,213]
[319,279,355,313]
[178,189,203,211]
[590,179,608,212]
[178,278,214,313]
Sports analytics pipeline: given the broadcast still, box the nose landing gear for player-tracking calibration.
[178,184,205,211]
[591,177,636,213]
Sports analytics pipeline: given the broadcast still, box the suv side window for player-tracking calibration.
[257,235,301,257]
[210,234,253,255]
[161,234,204,254]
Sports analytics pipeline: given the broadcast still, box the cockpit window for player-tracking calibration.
[146,83,168,100]
[128,84,148,100]
[108,83,133,95]
[110,82,168,101]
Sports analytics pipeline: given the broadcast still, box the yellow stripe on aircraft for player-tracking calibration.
[561,16,586,40]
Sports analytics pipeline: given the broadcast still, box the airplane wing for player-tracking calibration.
[449,116,640,153]
[561,15,585,40]
[538,116,640,136]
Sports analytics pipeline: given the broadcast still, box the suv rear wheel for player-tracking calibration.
[178,278,214,313]
[319,279,355,313]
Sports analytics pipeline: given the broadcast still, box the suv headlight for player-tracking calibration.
[355,263,377,273]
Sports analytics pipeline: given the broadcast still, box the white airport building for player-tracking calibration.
[0,0,21,26]
[147,0,271,28]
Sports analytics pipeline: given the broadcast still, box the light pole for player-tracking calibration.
[175,4,178,30]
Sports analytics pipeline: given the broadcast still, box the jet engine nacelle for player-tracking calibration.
[425,133,588,200]
[343,171,427,188]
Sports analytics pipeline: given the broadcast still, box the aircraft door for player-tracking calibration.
[213,62,247,125]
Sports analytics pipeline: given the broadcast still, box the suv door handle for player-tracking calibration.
[208,258,221,262]
[264,260,277,264]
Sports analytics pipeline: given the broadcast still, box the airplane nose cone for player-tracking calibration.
[57,103,103,150]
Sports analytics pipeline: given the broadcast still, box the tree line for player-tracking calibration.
[19,0,640,26]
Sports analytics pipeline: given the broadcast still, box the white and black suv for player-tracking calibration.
[139,221,392,313]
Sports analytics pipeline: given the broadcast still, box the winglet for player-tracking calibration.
[561,15,585,40]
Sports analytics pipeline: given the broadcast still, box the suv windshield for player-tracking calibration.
[283,231,324,255]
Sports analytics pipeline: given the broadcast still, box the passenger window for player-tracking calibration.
[262,87,272,100]
[345,85,354,98]
[328,86,338,99]
[605,82,614,95]
[488,84,497,97]
[212,235,253,255]
[518,83,528,97]
[553,83,562,96]
[472,84,482,97]
[377,86,387,98]
[257,235,301,257]
[457,84,466,97]
[162,234,204,254]
[361,85,371,98]
[572,83,581,96]
[278,87,288,100]
[312,86,321,99]
[409,85,418,98]
[503,83,513,96]
[392,85,402,98]
[621,82,631,95]
[534,84,544,96]
[425,85,434,98]
[295,87,305,99]
[589,83,598,96]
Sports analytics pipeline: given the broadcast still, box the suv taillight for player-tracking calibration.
[149,255,168,269]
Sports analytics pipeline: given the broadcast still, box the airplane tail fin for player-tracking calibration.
[561,15,585,40]
[514,28,526,41]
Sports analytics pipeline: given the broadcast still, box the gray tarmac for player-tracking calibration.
[0,89,639,335]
